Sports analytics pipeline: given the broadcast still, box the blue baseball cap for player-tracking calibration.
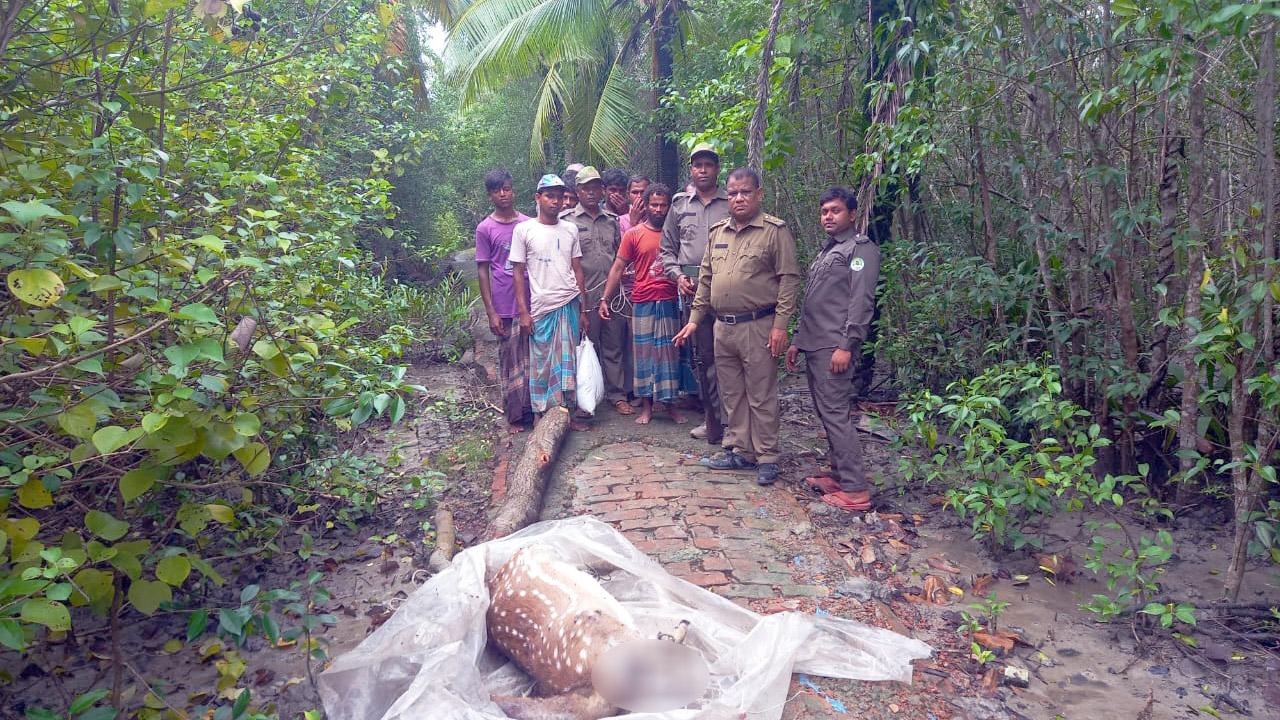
[536,174,567,192]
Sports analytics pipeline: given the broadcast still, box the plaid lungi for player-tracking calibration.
[528,298,581,413]
[631,299,691,403]
[498,317,531,424]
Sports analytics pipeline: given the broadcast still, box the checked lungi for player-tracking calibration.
[631,299,692,403]
[497,318,531,424]
[528,298,581,413]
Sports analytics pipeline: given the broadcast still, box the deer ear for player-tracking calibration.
[591,639,710,712]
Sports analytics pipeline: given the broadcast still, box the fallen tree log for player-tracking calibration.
[483,407,571,541]
[426,508,455,572]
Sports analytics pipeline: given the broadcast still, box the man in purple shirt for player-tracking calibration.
[476,169,533,432]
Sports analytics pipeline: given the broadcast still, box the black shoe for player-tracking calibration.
[700,451,756,471]
[756,463,779,485]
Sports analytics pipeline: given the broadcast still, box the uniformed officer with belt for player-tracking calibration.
[786,186,880,512]
[674,167,800,486]
[660,142,730,444]
[561,165,630,415]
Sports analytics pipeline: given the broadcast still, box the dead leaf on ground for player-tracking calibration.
[878,512,905,522]
[1035,553,1077,582]
[980,666,1000,695]
[972,574,996,596]
[886,537,913,553]
[252,668,275,687]
[927,555,962,574]
[861,543,878,565]
[973,631,1017,655]
[922,575,950,604]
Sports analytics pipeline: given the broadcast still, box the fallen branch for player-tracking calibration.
[483,407,570,541]
[427,507,456,572]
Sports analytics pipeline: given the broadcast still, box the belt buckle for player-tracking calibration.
[721,314,736,325]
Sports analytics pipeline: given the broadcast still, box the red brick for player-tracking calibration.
[683,571,730,587]
[664,562,693,576]
[617,498,667,511]
[697,486,748,500]
[688,497,730,509]
[701,555,732,572]
[602,508,648,522]
[693,537,723,550]
[639,486,688,500]
[655,526,688,540]
[584,491,635,505]
[619,516,678,532]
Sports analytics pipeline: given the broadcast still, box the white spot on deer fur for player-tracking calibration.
[579,648,587,660]
[575,664,583,674]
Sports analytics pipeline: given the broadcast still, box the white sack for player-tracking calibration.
[575,337,605,415]
[318,516,932,720]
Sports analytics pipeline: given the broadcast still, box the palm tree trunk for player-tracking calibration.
[747,0,784,174]
[652,0,678,188]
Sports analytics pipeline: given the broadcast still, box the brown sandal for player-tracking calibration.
[613,399,634,415]
[821,490,873,512]
[805,476,843,494]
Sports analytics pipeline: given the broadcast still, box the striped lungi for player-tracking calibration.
[631,299,690,403]
[528,298,581,413]
[498,317,531,424]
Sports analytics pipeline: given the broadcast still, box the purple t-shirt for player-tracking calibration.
[475,213,530,318]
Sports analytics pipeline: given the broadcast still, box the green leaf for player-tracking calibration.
[69,689,110,717]
[20,598,72,631]
[17,480,53,509]
[0,619,25,650]
[232,412,261,436]
[232,689,250,719]
[141,412,168,433]
[156,556,191,587]
[188,235,225,254]
[1140,602,1166,616]
[69,569,114,611]
[177,503,211,536]
[2,200,70,226]
[187,609,209,642]
[92,425,143,455]
[85,510,129,541]
[59,403,97,439]
[206,504,235,524]
[120,466,163,502]
[188,555,225,586]
[233,442,270,476]
[389,394,406,424]
[176,303,220,325]
[7,269,66,307]
[128,579,171,615]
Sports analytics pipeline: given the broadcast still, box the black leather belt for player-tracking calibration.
[715,306,775,325]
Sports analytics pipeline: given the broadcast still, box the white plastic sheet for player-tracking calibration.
[318,516,932,720]
[575,338,605,415]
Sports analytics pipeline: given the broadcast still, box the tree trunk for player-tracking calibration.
[1176,48,1208,494]
[652,0,679,189]
[483,407,571,541]
[747,0,784,174]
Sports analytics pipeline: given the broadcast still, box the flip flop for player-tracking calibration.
[613,400,634,416]
[821,490,873,512]
[805,476,843,494]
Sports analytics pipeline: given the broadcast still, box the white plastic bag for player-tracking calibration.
[318,516,932,720]
[575,337,605,415]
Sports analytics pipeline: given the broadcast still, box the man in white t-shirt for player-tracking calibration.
[511,174,590,429]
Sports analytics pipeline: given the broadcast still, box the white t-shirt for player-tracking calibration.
[510,218,583,319]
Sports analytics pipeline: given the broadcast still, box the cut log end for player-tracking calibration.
[483,408,571,542]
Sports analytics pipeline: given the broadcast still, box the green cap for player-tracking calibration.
[574,165,602,185]
[689,142,719,163]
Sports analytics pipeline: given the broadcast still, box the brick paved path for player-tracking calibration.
[567,441,844,606]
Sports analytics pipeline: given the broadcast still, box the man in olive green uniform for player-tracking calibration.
[660,143,730,444]
[786,186,879,511]
[674,168,800,486]
[561,166,630,414]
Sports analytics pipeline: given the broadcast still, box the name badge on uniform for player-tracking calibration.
[714,243,729,249]
[851,257,865,271]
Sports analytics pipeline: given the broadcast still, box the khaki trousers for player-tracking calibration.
[804,348,868,491]
[587,310,628,403]
[713,315,780,464]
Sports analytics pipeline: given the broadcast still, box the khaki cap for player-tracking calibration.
[574,165,602,184]
[689,142,719,162]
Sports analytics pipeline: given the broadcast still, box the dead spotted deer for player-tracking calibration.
[486,545,708,719]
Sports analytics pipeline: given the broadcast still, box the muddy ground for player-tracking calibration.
[5,328,1279,720]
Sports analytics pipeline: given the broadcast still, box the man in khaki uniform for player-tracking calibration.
[786,186,879,511]
[674,168,800,485]
[561,166,630,414]
[660,142,730,444]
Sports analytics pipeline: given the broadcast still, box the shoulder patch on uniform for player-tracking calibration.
[709,218,730,230]
[762,213,787,227]
[851,257,866,272]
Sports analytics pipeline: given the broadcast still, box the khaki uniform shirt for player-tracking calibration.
[688,212,800,332]
[659,188,730,282]
[561,204,620,305]
[794,229,880,353]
